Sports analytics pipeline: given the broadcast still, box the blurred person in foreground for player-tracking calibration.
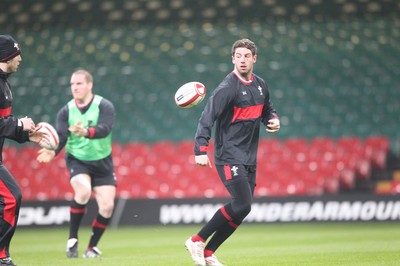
[0,34,47,266]
[37,69,117,259]
[185,39,280,266]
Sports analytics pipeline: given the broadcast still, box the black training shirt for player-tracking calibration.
[194,71,278,165]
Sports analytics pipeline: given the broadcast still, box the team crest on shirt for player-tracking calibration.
[257,86,263,95]
[231,166,239,176]
[242,91,247,95]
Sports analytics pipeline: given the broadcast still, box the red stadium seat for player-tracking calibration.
[13,135,390,200]
[310,137,335,151]
[337,136,363,154]
[284,138,309,153]
[364,136,389,170]
[151,141,177,157]
[365,136,389,152]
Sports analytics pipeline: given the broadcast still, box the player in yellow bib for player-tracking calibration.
[37,69,116,259]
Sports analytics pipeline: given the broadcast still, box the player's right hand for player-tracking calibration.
[29,124,49,144]
[195,154,212,168]
[19,116,36,132]
[36,148,56,163]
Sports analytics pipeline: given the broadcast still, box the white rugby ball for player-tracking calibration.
[174,81,206,108]
[37,122,59,150]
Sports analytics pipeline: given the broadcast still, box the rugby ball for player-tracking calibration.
[37,122,59,150]
[174,81,206,108]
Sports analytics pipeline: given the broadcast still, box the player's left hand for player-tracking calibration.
[36,148,56,163]
[69,121,88,137]
[266,118,280,133]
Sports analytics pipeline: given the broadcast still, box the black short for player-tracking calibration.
[215,164,257,203]
[65,154,117,187]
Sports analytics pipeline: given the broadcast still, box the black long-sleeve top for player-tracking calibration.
[0,70,30,162]
[194,71,278,165]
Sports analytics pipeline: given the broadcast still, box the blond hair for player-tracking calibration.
[72,69,93,83]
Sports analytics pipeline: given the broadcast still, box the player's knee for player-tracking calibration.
[240,203,252,217]
[71,174,92,204]
[75,191,91,204]
[74,187,91,204]
[105,201,114,213]
[75,188,92,204]
[233,202,252,220]
[99,202,114,217]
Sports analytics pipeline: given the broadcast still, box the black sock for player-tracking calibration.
[88,214,110,248]
[197,204,234,241]
[69,200,86,239]
[206,219,241,252]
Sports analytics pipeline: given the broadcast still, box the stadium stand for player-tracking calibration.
[3,135,391,200]
[1,0,399,199]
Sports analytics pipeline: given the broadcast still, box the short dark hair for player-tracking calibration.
[232,39,257,56]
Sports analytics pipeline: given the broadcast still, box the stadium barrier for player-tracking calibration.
[18,194,400,227]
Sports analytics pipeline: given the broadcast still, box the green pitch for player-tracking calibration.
[12,223,400,266]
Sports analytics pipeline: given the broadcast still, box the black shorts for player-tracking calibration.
[65,154,117,187]
[215,164,257,186]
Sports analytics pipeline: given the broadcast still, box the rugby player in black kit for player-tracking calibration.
[185,39,280,266]
[0,35,46,266]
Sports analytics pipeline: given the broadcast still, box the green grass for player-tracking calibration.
[12,223,400,266]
